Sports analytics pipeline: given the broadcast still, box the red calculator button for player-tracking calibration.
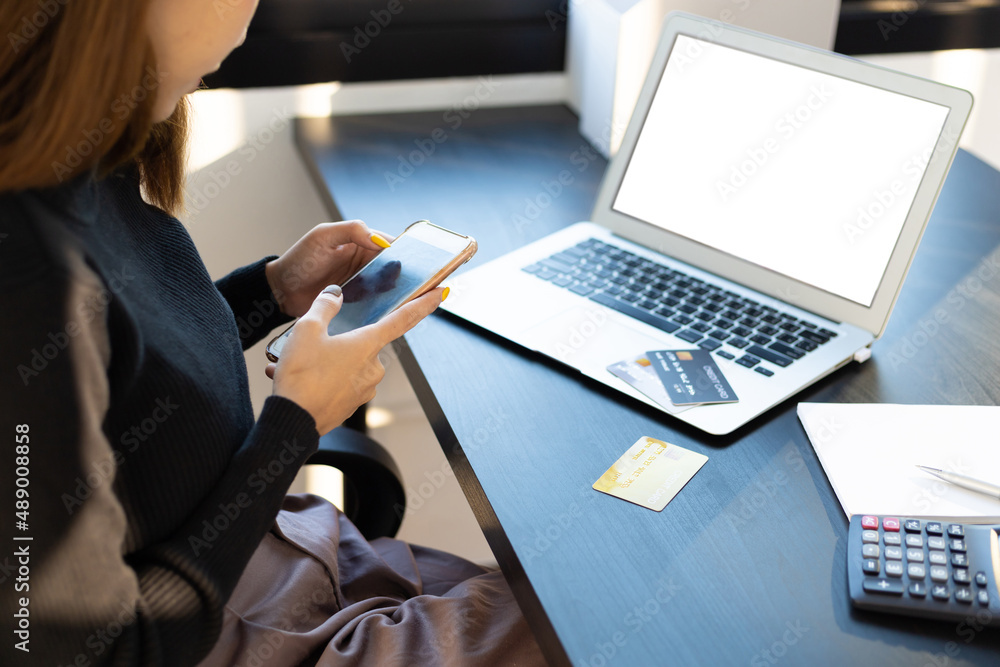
[862,516,879,530]
[883,517,901,532]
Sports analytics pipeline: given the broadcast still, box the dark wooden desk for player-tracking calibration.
[297,106,1000,666]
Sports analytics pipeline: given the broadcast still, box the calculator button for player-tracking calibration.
[955,587,973,604]
[950,539,967,552]
[930,566,949,582]
[978,590,990,606]
[908,563,926,579]
[885,561,904,577]
[862,530,879,544]
[884,546,903,560]
[861,516,879,530]
[904,519,922,533]
[909,582,928,597]
[862,544,880,559]
[926,522,944,535]
[951,553,968,567]
[931,584,950,600]
[882,533,901,546]
[947,524,965,538]
[975,571,988,587]
[906,549,924,563]
[954,568,971,584]
[929,552,948,566]
[928,536,946,550]
[883,517,900,532]
[863,559,880,575]
[864,578,903,595]
[905,534,924,548]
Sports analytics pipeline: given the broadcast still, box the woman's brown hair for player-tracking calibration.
[0,0,189,215]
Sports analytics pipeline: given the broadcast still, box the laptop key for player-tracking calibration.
[541,258,575,274]
[768,341,804,359]
[676,329,703,343]
[589,292,680,334]
[729,338,750,349]
[692,322,712,333]
[736,355,760,368]
[746,344,793,367]
[699,339,722,351]
[796,339,818,352]
[717,350,736,360]
[708,330,730,341]
[754,367,774,377]
[553,276,573,287]
[569,283,594,296]
[750,334,771,345]
[522,264,543,274]
[674,314,694,325]
[536,269,557,280]
[799,330,830,345]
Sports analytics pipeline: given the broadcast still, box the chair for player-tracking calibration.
[306,425,406,540]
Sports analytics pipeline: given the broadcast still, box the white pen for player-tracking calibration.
[917,465,1000,501]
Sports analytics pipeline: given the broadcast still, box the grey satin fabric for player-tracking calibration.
[197,494,546,667]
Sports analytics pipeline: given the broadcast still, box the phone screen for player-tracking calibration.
[328,232,457,335]
[267,222,471,359]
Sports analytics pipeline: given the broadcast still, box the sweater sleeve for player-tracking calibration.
[0,234,319,665]
[213,256,294,350]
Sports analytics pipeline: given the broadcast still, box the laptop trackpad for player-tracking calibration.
[521,305,666,368]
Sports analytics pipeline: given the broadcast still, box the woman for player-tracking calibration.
[0,1,544,664]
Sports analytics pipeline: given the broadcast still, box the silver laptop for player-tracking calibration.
[442,12,973,435]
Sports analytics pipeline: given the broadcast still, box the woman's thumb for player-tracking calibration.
[302,284,344,328]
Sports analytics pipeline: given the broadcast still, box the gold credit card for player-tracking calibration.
[593,436,708,511]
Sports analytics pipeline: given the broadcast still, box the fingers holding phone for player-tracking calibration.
[271,284,446,435]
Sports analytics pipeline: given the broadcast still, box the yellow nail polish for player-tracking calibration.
[441,287,450,302]
[371,233,391,249]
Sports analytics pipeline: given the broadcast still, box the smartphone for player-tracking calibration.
[265,220,476,361]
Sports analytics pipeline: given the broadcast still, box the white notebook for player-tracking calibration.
[797,403,1000,522]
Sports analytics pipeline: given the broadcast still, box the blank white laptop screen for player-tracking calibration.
[612,34,950,307]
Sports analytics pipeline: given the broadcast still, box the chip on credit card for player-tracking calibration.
[647,349,738,406]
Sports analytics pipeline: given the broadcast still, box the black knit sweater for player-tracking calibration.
[0,165,320,665]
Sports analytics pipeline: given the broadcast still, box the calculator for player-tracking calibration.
[848,515,1000,623]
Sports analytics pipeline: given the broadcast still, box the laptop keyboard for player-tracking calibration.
[521,238,837,376]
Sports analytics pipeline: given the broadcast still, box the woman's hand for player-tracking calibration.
[267,285,445,435]
[264,220,392,318]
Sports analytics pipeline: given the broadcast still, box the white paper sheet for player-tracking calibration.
[797,403,1000,521]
